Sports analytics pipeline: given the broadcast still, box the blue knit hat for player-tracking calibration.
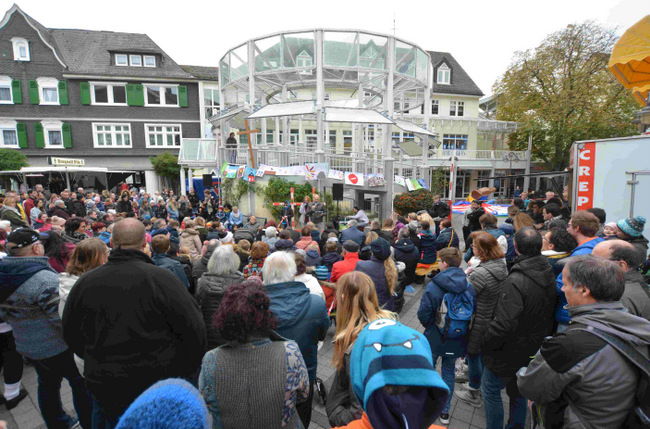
[350,319,449,429]
[617,216,646,238]
[314,265,329,280]
[116,378,210,429]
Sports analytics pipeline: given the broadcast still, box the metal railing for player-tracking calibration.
[430,149,527,160]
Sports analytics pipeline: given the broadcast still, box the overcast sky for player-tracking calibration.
[3,0,645,96]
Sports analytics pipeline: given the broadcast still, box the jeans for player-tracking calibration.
[433,354,456,413]
[0,331,23,385]
[481,366,527,429]
[467,353,484,390]
[296,379,314,428]
[31,350,92,429]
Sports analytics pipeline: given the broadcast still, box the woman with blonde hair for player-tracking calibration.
[326,271,395,427]
[358,230,378,260]
[354,238,397,311]
[378,218,395,244]
[513,211,535,232]
[180,219,202,261]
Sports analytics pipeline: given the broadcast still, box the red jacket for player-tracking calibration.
[23,198,35,225]
[334,412,445,429]
[330,252,359,284]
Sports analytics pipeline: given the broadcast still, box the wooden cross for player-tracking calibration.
[238,120,260,169]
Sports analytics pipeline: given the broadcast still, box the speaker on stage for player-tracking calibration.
[332,183,344,201]
[203,174,213,188]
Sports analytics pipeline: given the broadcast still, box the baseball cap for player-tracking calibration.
[7,228,41,249]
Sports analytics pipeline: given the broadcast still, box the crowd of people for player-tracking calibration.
[0,184,647,429]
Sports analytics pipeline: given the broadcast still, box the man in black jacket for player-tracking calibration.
[62,218,206,429]
[392,228,419,313]
[479,226,556,429]
[429,194,450,234]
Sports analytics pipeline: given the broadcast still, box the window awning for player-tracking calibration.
[323,107,394,124]
[208,106,249,124]
[393,118,436,137]
[245,100,315,119]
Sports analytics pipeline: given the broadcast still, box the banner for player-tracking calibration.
[225,165,238,178]
[345,172,364,186]
[576,142,596,210]
[236,166,245,178]
[405,179,415,191]
[305,163,329,180]
[243,167,257,183]
[410,179,423,190]
[417,179,428,190]
[368,173,386,187]
[220,161,228,175]
[451,201,509,217]
[328,169,344,181]
[394,176,406,187]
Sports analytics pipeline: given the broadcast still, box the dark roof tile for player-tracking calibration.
[427,51,483,97]
[180,65,219,81]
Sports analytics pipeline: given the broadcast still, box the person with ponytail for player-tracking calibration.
[326,272,396,427]
[354,238,397,311]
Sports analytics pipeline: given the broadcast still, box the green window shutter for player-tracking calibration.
[80,82,91,105]
[126,83,144,106]
[134,84,144,106]
[178,85,188,107]
[29,80,39,104]
[11,80,22,104]
[17,123,27,148]
[62,123,72,148]
[34,123,44,148]
[58,81,69,105]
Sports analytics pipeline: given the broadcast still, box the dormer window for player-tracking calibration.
[297,50,313,68]
[115,54,128,66]
[130,55,142,67]
[437,63,450,85]
[11,38,30,61]
[144,56,156,67]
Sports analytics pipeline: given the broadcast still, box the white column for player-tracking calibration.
[187,168,193,191]
[144,170,159,195]
[381,36,396,220]
[261,118,267,147]
[299,116,303,142]
[315,29,325,162]
[275,117,280,145]
[247,40,255,110]
[282,85,289,146]
[180,167,186,195]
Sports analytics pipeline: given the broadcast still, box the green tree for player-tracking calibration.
[150,152,181,191]
[429,168,449,196]
[494,21,638,170]
[0,149,28,171]
[260,177,312,218]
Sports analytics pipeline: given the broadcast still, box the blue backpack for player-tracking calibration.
[435,285,474,339]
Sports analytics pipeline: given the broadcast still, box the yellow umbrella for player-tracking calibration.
[609,15,650,89]
[632,84,650,106]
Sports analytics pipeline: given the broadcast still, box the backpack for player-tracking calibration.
[573,325,650,429]
[434,285,474,340]
[503,233,517,262]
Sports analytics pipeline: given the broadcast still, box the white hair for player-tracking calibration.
[265,226,277,239]
[262,251,297,285]
[0,221,10,230]
[207,245,240,276]
[348,219,358,227]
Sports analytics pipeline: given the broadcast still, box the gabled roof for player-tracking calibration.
[180,65,219,81]
[51,30,193,79]
[1,4,194,80]
[427,51,484,97]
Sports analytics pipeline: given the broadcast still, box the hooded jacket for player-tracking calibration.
[330,252,360,284]
[418,230,437,264]
[621,269,650,320]
[355,256,395,311]
[62,248,206,412]
[305,249,322,267]
[0,205,28,229]
[322,251,343,271]
[180,228,202,261]
[555,237,605,324]
[624,234,649,262]
[393,239,419,285]
[0,256,67,360]
[265,281,330,381]
[196,271,244,350]
[466,258,508,355]
[418,267,475,358]
[518,302,650,429]
[435,227,459,250]
[150,253,190,289]
[481,254,557,376]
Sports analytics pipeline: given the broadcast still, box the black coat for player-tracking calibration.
[429,201,450,219]
[393,239,419,285]
[481,254,556,376]
[72,199,87,217]
[466,208,485,233]
[116,199,133,215]
[407,229,420,249]
[62,249,206,411]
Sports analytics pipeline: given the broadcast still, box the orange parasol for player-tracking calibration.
[609,15,650,93]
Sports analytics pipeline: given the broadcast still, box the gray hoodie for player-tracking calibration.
[518,302,650,429]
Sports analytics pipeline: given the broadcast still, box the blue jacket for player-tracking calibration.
[305,249,322,267]
[435,227,459,250]
[418,230,437,264]
[151,253,190,289]
[266,281,330,381]
[340,226,365,248]
[229,211,243,226]
[0,256,68,360]
[355,256,396,311]
[555,237,605,324]
[418,267,475,358]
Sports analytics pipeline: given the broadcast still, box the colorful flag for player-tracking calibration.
[345,172,364,186]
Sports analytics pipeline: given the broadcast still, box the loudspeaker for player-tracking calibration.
[203,174,213,188]
[332,183,344,201]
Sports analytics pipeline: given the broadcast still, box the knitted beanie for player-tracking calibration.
[370,238,391,261]
[617,216,646,238]
[115,378,210,429]
[314,265,329,280]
